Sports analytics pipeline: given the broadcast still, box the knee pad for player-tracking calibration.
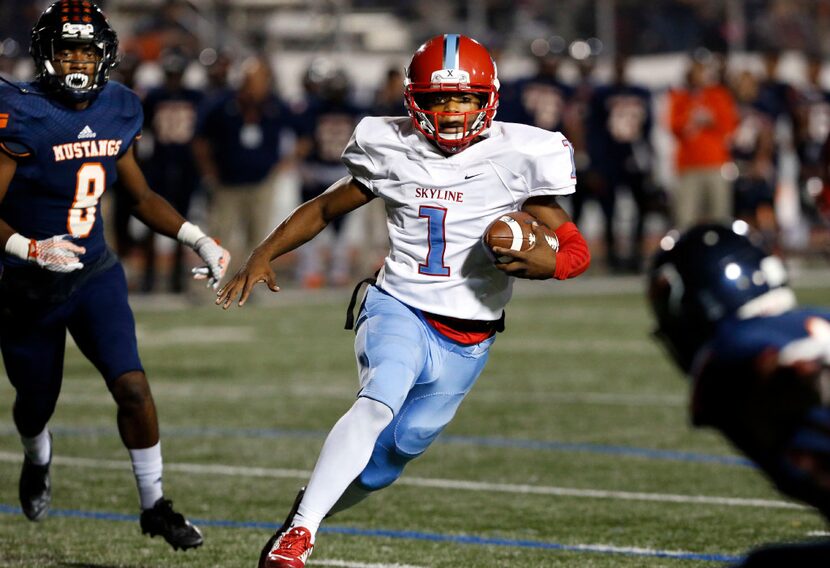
[357,440,414,491]
[394,392,466,456]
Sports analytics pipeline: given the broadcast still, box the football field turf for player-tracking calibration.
[1,275,829,567]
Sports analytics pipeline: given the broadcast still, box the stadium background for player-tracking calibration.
[3,0,830,275]
[2,1,830,567]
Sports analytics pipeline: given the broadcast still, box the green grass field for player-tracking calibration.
[1,276,829,567]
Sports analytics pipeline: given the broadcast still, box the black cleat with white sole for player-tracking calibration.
[140,498,204,551]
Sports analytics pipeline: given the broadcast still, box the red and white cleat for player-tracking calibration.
[261,525,314,568]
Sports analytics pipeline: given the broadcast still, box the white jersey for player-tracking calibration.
[342,116,577,321]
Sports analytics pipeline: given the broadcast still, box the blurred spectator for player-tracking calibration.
[498,54,573,134]
[202,48,234,103]
[751,0,818,53]
[139,49,204,293]
[567,58,618,270]
[108,52,145,261]
[0,3,39,77]
[729,69,779,251]
[372,65,407,117]
[586,54,655,272]
[791,54,830,224]
[567,57,597,176]
[757,49,794,124]
[818,131,830,223]
[294,59,367,288]
[642,1,727,53]
[125,0,200,62]
[667,55,739,229]
[193,55,294,274]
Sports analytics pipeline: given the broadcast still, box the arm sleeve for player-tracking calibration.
[0,91,34,158]
[525,133,577,196]
[553,221,590,279]
[119,87,144,155]
[341,118,382,195]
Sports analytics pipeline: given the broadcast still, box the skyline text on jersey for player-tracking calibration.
[414,187,464,202]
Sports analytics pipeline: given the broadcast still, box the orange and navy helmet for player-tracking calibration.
[30,0,118,103]
[404,34,499,153]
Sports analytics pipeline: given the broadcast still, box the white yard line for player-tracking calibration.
[50,380,684,407]
[311,561,427,568]
[0,452,804,511]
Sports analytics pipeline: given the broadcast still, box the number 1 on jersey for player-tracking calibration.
[418,205,450,277]
[68,162,106,237]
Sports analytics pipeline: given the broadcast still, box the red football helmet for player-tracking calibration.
[404,34,500,153]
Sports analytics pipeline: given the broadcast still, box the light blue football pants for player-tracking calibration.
[353,286,495,490]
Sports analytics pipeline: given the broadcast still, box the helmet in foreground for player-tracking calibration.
[404,34,499,153]
[648,222,795,372]
[30,0,119,103]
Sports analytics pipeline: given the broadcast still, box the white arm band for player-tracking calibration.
[5,233,31,260]
[176,222,208,248]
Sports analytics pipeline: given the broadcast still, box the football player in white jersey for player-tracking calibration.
[216,34,591,568]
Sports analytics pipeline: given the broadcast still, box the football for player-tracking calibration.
[482,211,559,263]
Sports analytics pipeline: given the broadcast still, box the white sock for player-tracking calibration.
[21,427,51,466]
[327,481,372,517]
[129,442,163,510]
[293,397,393,534]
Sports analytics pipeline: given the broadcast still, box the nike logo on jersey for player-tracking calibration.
[77,125,97,139]
[464,173,483,179]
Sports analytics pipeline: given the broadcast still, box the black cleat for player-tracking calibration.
[258,487,305,568]
[140,498,204,551]
[19,455,51,522]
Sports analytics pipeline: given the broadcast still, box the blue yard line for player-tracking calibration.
[0,424,754,468]
[0,504,741,563]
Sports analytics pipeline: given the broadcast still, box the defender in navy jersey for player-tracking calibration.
[649,223,830,566]
[0,0,229,550]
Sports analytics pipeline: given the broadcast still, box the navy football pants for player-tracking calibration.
[0,262,143,431]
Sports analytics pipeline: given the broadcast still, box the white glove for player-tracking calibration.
[192,236,230,289]
[7,234,86,273]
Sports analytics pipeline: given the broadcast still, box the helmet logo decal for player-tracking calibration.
[430,69,470,84]
[442,34,460,69]
[61,22,94,39]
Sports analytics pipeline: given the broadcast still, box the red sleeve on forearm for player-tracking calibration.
[553,222,590,280]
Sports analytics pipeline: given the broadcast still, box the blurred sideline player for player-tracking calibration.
[648,223,830,566]
[0,0,229,550]
[294,59,366,288]
[729,70,779,252]
[217,34,590,567]
[139,47,203,293]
